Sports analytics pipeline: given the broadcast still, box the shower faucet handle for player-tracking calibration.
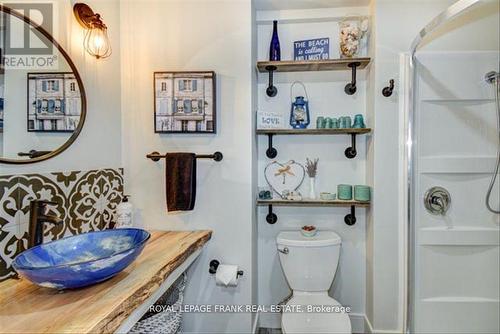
[431,196,444,208]
[424,186,451,215]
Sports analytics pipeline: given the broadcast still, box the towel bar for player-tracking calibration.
[146,151,223,162]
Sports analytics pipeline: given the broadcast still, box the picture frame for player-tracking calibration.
[293,37,330,61]
[27,72,82,133]
[154,71,216,134]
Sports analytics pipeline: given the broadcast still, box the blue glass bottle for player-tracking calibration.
[269,20,281,61]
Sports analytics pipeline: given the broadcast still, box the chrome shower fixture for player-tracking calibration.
[485,69,500,214]
[485,71,499,84]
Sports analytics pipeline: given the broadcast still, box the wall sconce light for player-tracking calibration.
[73,3,111,59]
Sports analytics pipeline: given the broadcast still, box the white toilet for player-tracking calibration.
[277,230,352,334]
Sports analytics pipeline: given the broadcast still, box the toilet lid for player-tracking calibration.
[282,295,352,334]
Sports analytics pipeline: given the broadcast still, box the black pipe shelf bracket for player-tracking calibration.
[344,206,357,225]
[265,132,359,159]
[266,205,278,224]
[344,62,361,95]
[265,204,359,226]
[345,133,357,159]
[265,65,278,97]
[266,134,278,159]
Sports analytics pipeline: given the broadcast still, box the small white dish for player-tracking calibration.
[320,192,336,201]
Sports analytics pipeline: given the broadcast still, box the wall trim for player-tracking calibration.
[256,7,370,24]
[256,312,371,333]
[399,53,411,333]
[349,313,368,334]
[365,314,404,334]
[252,311,260,334]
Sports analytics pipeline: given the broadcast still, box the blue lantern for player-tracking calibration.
[289,82,310,129]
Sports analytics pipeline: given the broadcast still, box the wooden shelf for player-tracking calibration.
[258,198,370,225]
[259,128,371,159]
[257,58,371,73]
[257,199,370,208]
[256,128,371,135]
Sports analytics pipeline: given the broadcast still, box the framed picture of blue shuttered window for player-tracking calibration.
[27,72,82,132]
[154,71,216,134]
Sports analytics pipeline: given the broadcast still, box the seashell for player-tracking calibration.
[286,191,303,201]
[360,19,369,32]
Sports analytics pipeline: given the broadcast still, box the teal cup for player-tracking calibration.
[337,184,353,200]
[344,116,352,128]
[339,117,347,129]
[354,185,371,202]
[353,114,365,128]
[325,117,333,129]
[316,117,326,129]
[340,116,352,128]
[331,117,339,129]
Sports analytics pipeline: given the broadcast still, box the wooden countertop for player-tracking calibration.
[0,230,212,334]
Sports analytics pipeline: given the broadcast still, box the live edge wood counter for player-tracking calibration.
[0,230,212,334]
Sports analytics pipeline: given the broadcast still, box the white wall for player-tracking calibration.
[0,0,122,175]
[119,0,256,333]
[256,8,369,330]
[366,0,456,331]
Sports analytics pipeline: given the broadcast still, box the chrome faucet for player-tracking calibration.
[424,187,451,215]
[28,200,64,249]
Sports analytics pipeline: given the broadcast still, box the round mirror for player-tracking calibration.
[0,5,86,164]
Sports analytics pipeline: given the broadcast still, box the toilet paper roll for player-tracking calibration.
[215,264,239,287]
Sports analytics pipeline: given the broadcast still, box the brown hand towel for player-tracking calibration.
[166,153,197,212]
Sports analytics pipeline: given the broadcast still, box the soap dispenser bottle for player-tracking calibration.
[116,195,133,228]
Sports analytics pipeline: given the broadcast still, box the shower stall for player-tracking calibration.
[406,0,500,332]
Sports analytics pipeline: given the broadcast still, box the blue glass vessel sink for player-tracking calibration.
[12,228,150,290]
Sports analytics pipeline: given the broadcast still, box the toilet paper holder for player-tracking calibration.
[209,259,244,278]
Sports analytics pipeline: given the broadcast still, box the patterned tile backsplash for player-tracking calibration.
[0,168,123,281]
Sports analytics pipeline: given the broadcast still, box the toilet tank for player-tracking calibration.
[277,231,341,292]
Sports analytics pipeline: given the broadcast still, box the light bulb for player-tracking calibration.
[84,24,111,59]
[94,35,104,48]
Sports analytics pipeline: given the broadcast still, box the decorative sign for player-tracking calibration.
[294,38,329,61]
[257,110,284,129]
[264,160,305,199]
